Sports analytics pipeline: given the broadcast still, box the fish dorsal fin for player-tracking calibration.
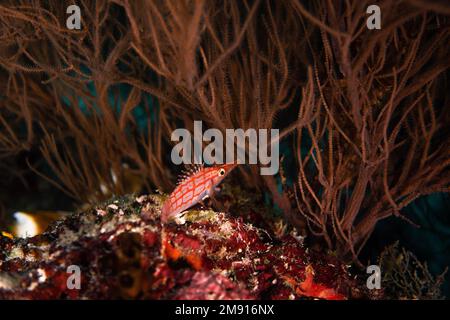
[176,164,204,185]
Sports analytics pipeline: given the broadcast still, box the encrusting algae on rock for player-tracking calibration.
[0,193,378,299]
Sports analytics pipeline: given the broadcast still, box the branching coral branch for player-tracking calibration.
[292,0,450,261]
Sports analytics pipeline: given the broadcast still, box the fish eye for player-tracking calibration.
[218,168,225,176]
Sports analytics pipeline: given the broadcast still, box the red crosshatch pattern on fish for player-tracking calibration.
[161,164,236,223]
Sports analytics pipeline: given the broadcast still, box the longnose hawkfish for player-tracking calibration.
[161,163,237,223]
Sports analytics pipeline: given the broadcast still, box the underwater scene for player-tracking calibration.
[0,0,449,303]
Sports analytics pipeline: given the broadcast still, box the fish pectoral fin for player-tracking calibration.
[176,210,188,217]
[174,211,188,225]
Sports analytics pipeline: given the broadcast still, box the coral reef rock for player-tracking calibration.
[0,194,374,299]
